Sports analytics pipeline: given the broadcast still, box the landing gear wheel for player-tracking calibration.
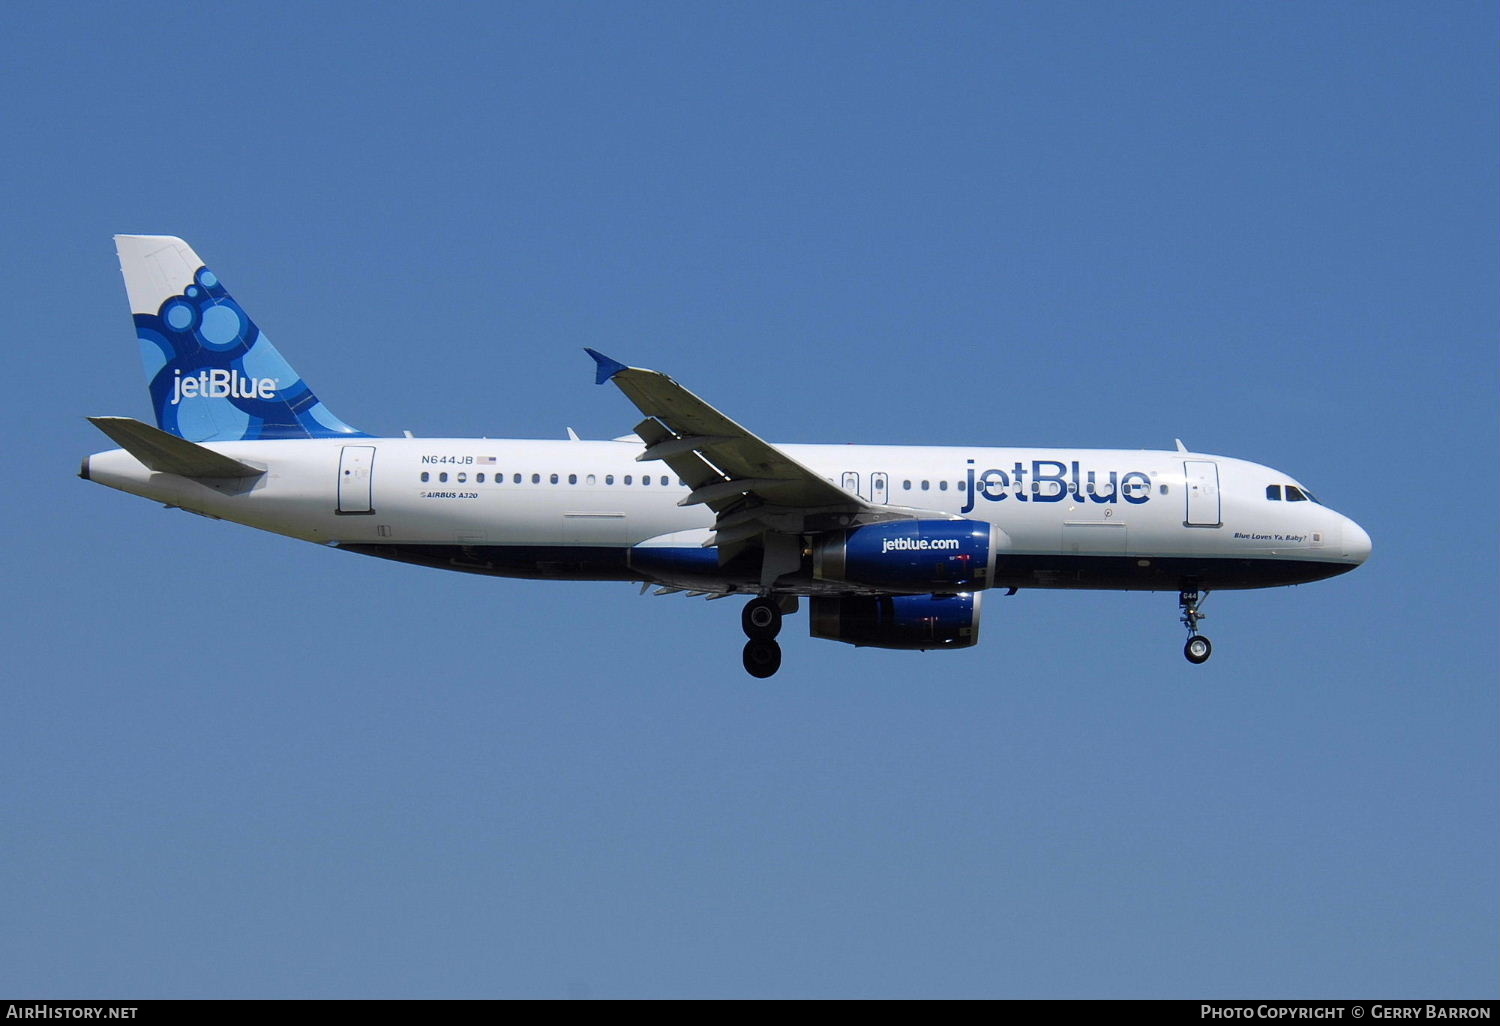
[1177,589,1213,664]
[742,598,783,641]
[1184,635,1212,664]
[742,639,782,678]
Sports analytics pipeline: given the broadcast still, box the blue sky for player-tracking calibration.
[2,1,1495,998]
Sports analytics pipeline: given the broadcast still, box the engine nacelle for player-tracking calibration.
[812,519,999,593]
[810,592,983,650]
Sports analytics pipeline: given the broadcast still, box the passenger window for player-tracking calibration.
[568,473,577,485]
[1286,486,1307,502]
[939,480,948,491]
[624,475,633,485]
[660,476,668,486]
[476,473,485,483]
[642,476,651,486]
[587,474,596,486]
[1159,484,1168,495]
[921,480,930,491]
[1266,485,1282,501]
[439,472,448,483]
[420,472,429,483]
[527,473,536,484]
[903,480,911,490]
[550,473,559,485]
[457,472,467,483]
[605,475,614,485]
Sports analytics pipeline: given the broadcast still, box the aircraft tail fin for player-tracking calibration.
[115,235,368,442]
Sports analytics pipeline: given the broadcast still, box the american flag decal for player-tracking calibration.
[477,456,496,465]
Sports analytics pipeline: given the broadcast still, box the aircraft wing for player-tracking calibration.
[586,350,937,576]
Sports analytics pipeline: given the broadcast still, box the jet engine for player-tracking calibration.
[811,519,1000,593]
[809,592,983,650]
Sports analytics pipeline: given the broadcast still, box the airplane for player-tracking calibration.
[82,235,1372,677]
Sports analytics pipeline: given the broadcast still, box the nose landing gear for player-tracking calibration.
[1180,589,1212,664]
[1179,590,1212,664]
[741,597,784,678]
[1184,633,1212,664]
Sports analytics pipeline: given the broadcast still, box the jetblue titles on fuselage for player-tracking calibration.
[960,458,1152,513]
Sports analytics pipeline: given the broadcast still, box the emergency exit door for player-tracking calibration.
[840,472,890,504]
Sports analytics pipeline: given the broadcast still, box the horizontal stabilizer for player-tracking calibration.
[88,417,264,478]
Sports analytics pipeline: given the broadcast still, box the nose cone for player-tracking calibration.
[1341,518,1372,564]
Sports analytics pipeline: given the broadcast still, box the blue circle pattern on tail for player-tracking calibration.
[135,266,368,442]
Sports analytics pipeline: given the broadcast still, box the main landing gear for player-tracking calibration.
[741,597,783,678]
[1179,589,1212,664]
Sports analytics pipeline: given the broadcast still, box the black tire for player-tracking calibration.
[742,598,782,640]
[742,639,782,678]
[1184,635,1213,664]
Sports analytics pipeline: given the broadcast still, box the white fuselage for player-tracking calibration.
[84,436,1371,594]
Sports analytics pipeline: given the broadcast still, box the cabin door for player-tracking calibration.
[1183,460,1221,527]
[337,445,376,515]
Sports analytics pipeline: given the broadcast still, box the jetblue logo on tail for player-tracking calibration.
[170,369,278,405]
[119,239,368,442]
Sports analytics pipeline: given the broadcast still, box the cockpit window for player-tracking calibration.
[1266,485,1282,501]
[1285,485,1307,502]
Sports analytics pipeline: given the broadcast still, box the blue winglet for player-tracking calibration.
[584,348,629,385]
